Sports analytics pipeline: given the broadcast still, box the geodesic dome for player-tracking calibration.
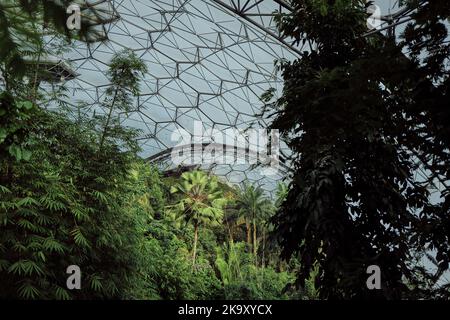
[40,0,303,193]
[42,0,409,193]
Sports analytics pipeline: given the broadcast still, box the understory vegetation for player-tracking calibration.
[0,104,298,299]
[0,1,298,298]
[0,43,298,301]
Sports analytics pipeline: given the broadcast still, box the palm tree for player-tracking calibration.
[274,182,288,209]
[169,170,227,268]
[235,184,273,264]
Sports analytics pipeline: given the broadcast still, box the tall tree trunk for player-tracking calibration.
[246,220,251,248]
[225,219,234,243]
[262,228,266,268]
[253,218,257,265]
[192,222,199,270]
[99,89,119,151]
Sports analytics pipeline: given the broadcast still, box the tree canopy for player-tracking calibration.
[268,0,450,299]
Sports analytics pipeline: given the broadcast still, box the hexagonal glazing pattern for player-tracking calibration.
[40,0,299,193]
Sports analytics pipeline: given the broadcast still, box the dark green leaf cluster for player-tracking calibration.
[270,0,450,299]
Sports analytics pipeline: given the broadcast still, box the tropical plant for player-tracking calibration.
[215,242,245,286]
[143,219,221,299]
[0,108,147,299]
[96,49,147,152]
[0,48,152,299]
[169,170,227,268]
[274,182,288,209]
[268,0,450,299]
[235,184,273,263]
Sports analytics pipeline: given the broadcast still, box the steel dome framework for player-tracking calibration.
[41,0,303,192]
[40,0,425,193]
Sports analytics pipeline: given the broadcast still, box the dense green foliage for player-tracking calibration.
[0,97,297,300]
[169,170,226,268]
[0,46,296,299]
[268,0,450,299]
[234,184,274,263]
